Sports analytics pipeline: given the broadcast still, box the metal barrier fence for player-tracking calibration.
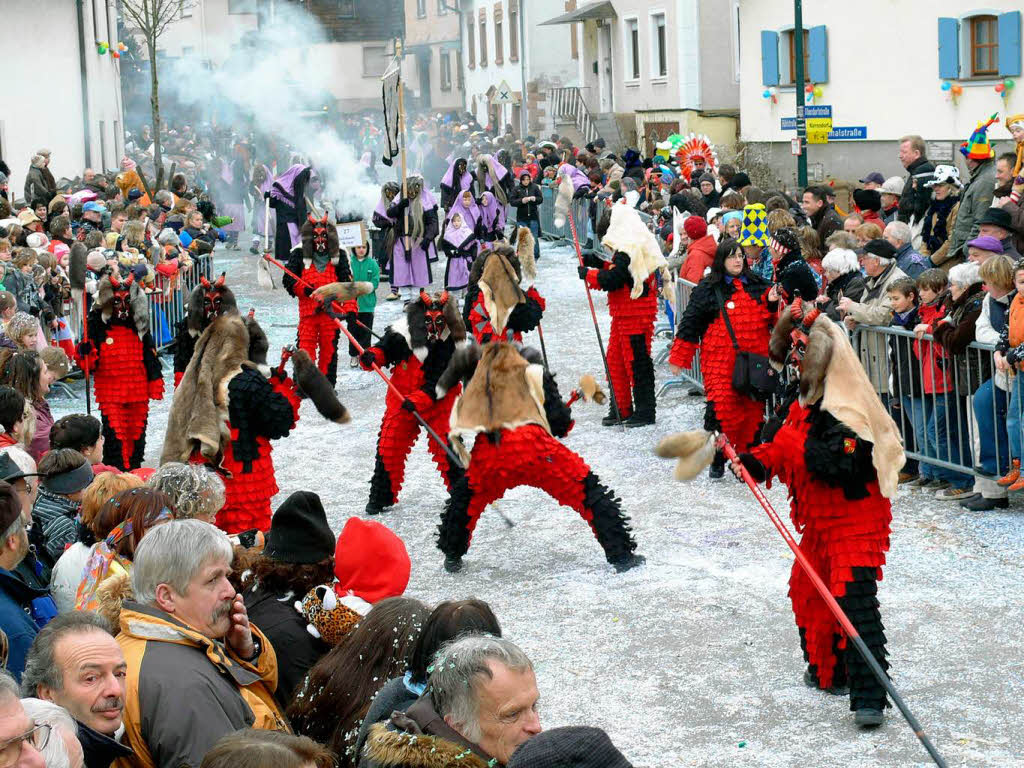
[146,253,214,351]
[537,186,593,244]
[654,276,1010,481]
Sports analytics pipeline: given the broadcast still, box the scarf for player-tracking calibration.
[76,507,174,611]
[443,221,475,249]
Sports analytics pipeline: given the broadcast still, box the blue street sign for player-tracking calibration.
[781,105,832,130]
[828,126,868,140]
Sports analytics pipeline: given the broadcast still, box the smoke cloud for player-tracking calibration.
[162,4,383,219]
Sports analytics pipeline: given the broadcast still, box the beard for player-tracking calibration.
[210,599,233,629]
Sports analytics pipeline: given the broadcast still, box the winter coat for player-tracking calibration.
[350,255,380,313]
[508,182,543,222]
[600,163,624,194]
[821,269,866,322]
[810,205,843,245]
[894,242,929,279]
[243,583,329,710]
[921,197,960,271]
[78,720,134,768]
[115,601,287,768]
[678,234,716,284]
[999,197,1024,255]
[773,251,820,302]
[888,306,922,399]
[948,160,996,262]
[0,567,44,682]
[50,540,93,614]
[359,694,493,768]
[30,487,82,573]
[914,300,952,394]
[974,291,1012,392]
[898,156,935,224]
[353,676,421,764]
[933,283,988,392]
[24,166,54,204]
[28,399,52,463]
[845,262,907,393]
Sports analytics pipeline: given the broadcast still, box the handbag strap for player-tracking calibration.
[714,285,741,351]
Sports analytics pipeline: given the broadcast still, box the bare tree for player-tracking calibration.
[119,0,194,187]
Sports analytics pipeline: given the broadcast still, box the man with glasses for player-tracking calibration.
[0,671,47,768]
[0,483,46,683]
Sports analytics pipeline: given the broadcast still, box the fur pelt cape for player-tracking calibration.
[363,723,490,768]
[161,313,251,464]
[479,250,526,336]
[95,275,150,338]
[440,342,549,466]
[185,276,238,337]
[406,292,467,362]
[601,203,668,299]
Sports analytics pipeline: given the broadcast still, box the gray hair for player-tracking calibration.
[20,698,80,768]
[21,612,113,697]
[884,221,912,246]
[1,515,22,545]
[0,670,19,703]
[148,462,225,521]
[132,520,232,606]
[948,261,982,288]
[154,190,174,207]
[429,635,533,742]
[821,248,859,276]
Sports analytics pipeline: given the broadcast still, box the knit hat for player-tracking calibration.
[26,232,49,252]
[263,491,336,564]
[683,215,707,239]
[721,210,743,227]
[960,113,999,160]
[853,188,882,213]
[508,727,632,768]
[333,517,411,603]
[86,250,107,272]
[924,164,963,189]
[698,172,715,185]
[739,203,768,247]
[770,227,801,257]
[879,176,904,196]
[966,234,1005,253]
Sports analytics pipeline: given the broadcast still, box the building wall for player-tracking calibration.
[156,0,258,66]
[0,0,124,193]
[698,0,740,113]
[460,0,525,130]
[402,0,463,111]
[739,0,1024,182]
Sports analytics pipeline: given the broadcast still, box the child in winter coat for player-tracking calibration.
[886,277,922,484]
[346,242,380,368]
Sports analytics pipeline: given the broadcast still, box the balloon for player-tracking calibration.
[951,85,963,95]
[118,42,127,51]
[769,87,778,96]
[805,84,814,94]
[813,86,823,98]
[941,81,952,91]
[763,89,771,99]
[1006,79,1016,89]
[996,83,1006,93]
[112,51,120,59]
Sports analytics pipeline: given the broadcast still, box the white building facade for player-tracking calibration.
[1,0,125,193]
[739,0,1023,187]
[155,0,259,67]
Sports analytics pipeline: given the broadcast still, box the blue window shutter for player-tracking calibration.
[808,25,828,82]
[999,11,1022,77]
[761,30,779,86]
[938,17,960,79]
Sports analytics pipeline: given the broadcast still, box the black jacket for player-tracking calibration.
[78,720,133,768]
[244,584,329,709]
[810,205,843,245]
[508,182,542,221]
[899,156,935,224]
[821,270,866,321]
[773,252,819,302]
[888,307,922,399]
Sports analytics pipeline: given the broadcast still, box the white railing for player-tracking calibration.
[548,87,599,145]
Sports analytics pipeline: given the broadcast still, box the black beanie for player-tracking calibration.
[508,727,632,768]
[727,171,751,190]
[263,491,335,564]
[853,188,882,212]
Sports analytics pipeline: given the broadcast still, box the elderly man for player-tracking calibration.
[975,207,1022,261]
[21,613,133,768]
[19,699,83,768]
[117,520,285,768]
[897,135,934,224]
[0,672,47,768]
[801,185,843,244]
[883,221,928,278]
[361,635,541,768]
[838,239,907,401]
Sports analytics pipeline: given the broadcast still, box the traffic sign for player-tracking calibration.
[491,80,517,104]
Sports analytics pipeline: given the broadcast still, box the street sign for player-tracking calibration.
[492,80,517,104]
[781,105,832,130]
[806,116,833,144]
[828,126,868,140]
[791,138,802,156]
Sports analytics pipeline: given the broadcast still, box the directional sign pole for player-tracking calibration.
[794,0,808,188]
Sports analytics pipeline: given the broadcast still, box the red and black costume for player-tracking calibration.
[173,274,237,388]
[434,341,643,573]
[76,275,163,470]
[162,312,348,534]
[359,292,468,515]
[733,304,903,725]
[669,273,776,471]
[463,239,544,345]
[283,215,356,386]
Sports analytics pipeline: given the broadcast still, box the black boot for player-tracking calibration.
[437,476,474,563]
[366,452,396,515]
[443,556,464,573]
[623,334,655,428]
[611,552,646,572]
[708,450,725,479]
[601,403,623,427]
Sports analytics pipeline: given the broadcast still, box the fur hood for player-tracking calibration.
[95,275,150,337]
[362,723,490,768]
[405,292,468,362]
[479,250,526,337]
[185,274,238,338]
[601,204,668,299]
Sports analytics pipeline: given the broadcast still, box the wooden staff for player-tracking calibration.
[397,52,410,253]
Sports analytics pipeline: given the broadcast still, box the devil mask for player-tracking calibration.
[111,274,135,322]
[301,214,339,270]
[200,274,231,320]
[785,297,821,370]
[421,290,450,342]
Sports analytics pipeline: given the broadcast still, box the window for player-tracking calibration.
[339,0,355,18]
[509,0,519,61]
[650,12,667,78]
[467,18,475,68]
[785,29,809,84]
[440,51,452,90]
[624,18,640,80]
[495,5,504,65]
[938,13,1020,80]
[760,25,828,86]
[479,13,488,66]
[228,0,257,12]
[417,0,426,19]
[182,45,195,56]
[456,50,464,89]
[437,0,447,15]
[362,45,388,76]
[970,15,999,75]
[179,0,192,18]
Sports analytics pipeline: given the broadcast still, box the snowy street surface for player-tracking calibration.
[52,239,1024,767]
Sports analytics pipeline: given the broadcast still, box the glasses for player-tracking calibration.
[0,724,51,767]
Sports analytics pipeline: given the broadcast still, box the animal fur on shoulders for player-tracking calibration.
[446,342,549,466]
[480,250,526,336]
[363,723,490,768]
[655,430,717,481]
[95,275,150,337]
[160,313,250,464]
[405,292,468,362]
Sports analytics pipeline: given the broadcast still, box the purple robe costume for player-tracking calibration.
[388,186,439,289]
[268,164,314,262]
[557,163,591,192]
[218,158,246,233]
[252,164,275,237]
[442,219,476,291]
[477,192,505,242]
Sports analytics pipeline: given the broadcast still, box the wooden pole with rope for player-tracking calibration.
[396,40,410,255]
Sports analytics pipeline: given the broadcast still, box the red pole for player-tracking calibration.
[567,208,623,429]
[81,289,91,415]
[718,433,947,767]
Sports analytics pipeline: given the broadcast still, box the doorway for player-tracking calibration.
[598,23,613,113]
